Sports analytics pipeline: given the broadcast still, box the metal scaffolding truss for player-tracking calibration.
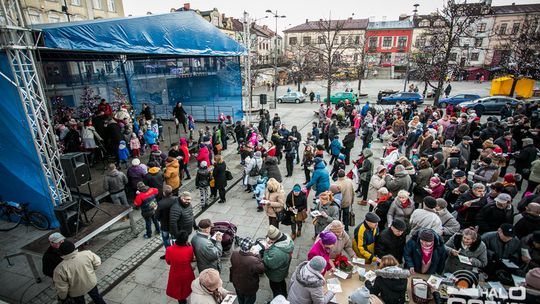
[0,0,71,206]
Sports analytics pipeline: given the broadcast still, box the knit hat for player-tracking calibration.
[424,196,437,209]
[267,225,282,241]
[309,256,327,273]
[365,212,380,223]
[495,193,512,203]
[151,144,159,152]
[500,223,515,237]
[526,268,540,290]
[59,240,76,255]
[319,231,337,245]
[199,268,222,291]
[454,170,466,177]
[239,237,254,253]
[180,138,187,145]
[327,220,344,233]
[349,287,371,304]
[131,158,141,166]
[200,161,208,168]
[503,173,516,184]
[419,229,435,242]
[430,177,441,184]
[292,184,302,193]
[392,219,406,231]
[137,182,148,192]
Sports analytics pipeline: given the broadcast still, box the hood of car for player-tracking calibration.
[458,100,477,107]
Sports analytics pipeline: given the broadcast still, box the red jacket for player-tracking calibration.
[97,103,112,117]
[165,244,195,300]
[267,146,276,157]
[196,146,210,165]
[134,188,158,207]
[180,144,190,164]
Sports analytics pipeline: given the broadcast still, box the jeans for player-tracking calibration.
[110,191,128,206]
[286,158,294,176]
[235,290,257,304]
[183,166,191,179]
[143,214,160,237]
[329,154,338,165]
[161,230,171,248]
[71,285,106,304]
[341,206,350,231]
[269,280,287,298]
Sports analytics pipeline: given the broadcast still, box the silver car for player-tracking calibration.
[277,91,306,104]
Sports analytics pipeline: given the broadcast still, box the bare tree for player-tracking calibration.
[351,35,369,94]
[285,45,316,91]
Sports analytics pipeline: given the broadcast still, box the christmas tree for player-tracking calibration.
[111,87,129,112]
[77,86,101,120]
[51,96,70,125]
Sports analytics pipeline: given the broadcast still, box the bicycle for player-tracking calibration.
[0,201,50,231]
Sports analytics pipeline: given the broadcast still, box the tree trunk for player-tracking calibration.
[358,77,362,94]
[326,77,332,107]
[297,80,301,92]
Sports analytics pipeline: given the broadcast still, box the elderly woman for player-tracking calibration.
[313,191,340,237]
[308,230,338,275]
[263,178,285,228]
[189,268,230,304]
[318,220,356,259]
[387,190,415,227]
[288,256,334,304]
[404,229,448,275]
[373,187,393,229]
[444,228,488,273]
[367,165,386,204]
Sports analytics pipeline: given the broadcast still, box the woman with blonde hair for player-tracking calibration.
[262,177,285,228]
[387,190,414,227]
[365,255,410,304]
[312,191,340,237]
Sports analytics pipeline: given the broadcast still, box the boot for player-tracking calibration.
[297,230,302,237]
[358,200,367,206]
[257,206,264,212]
[291,233,296,240]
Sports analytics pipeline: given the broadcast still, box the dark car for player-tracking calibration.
[458,96,520,114]
[438,94,481,107]
[379,92,424,104]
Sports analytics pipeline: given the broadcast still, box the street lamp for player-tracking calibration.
[266,9,286,109]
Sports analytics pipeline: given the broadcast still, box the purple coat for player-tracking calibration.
[127,165,147,189]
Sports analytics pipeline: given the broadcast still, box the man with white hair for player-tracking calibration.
[42,232,65,278]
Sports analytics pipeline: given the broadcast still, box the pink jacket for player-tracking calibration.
[196,146,210,165]
[307,240,332,275]
[354,117,361,129]
[130,137,141,150]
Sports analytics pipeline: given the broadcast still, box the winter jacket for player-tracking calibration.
[127,164,147,189]
[473,164,499,183]
[455,191,487,228]
[164,159,181,190]
[319,225,355,259]
[213,162,227,189]
[475,203,513,234]
[169,200,196,238]
[144,167,164,198]
[343,131,355,150]
[230,250,265,295]
[286,190,308,213]
[335,177,355,209]
[403,229,447,275]
[42,246,63,278]
[134,187,158,218]
[307,240,333,275]
[103,169,128,194]
[263,234,294,282]
[195,168,211,188]
[384,171,412,196]
[287,261,334,304]
[306,161,330,195]
[264,179,285,218]
[409,208,443,236]
[375,196,393,229]
[415,167,433,189]
[529,159,540,183]
[155,196,176,233]
[444,234,487,273]
[313,201,340,235]
[191,231,223,272]
[144,130,158,145]
[118,145,129,161]
[196,146,211,166]
[515,213,540,239]
[165,244,195,300]
[358,150,374,181]
[494,136,517,154]
[365,266,410,304]
[246,154,263,185]
[482,231,521,263]
[375,227,406,262]
[53,250,101,299]
[352,221,379,263]
[262,157,282,182]
[383,149,400,168]
[387,197,415,226]
[512,143,535,174]
[188,277,228,304]
[438,209,460,241]
[330,138,342,156]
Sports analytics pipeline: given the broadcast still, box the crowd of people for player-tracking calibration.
[44,96,540,304]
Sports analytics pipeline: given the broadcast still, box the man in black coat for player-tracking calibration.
[375,219,406,262]
[342,127,355,165]
[514,138,537,188]
[104,119,122,158]
[42,233,65,278]
[475,193,513,234]
[156,185,177,259]
[455,183,487,228]
[169,191,197,239]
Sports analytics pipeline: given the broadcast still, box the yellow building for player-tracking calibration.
[21,0,125,25]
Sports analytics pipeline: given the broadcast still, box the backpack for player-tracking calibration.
[249,160,261,177]
[444,124,457,140]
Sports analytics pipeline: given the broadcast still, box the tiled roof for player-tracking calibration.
[231,18,244,32]
[412,14,446,28]
[368,20,413,30]
[492,3,540,14]
[284,18,369,33]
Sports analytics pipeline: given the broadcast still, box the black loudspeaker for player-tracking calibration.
[260,94,267,104]
[54,201,79,237]
[60,152,91,188]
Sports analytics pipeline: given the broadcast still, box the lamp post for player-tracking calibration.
[266,9,286,109]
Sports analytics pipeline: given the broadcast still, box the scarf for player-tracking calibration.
[201,283,224,304]
[401,199,410,209]
[421,242,434,265]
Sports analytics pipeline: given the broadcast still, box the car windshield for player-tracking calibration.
[453,95,464,98]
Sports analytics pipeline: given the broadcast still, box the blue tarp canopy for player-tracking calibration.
[33,11,246,57]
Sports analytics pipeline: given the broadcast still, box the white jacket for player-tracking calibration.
[383,150,400,167]
[53,250,101,299]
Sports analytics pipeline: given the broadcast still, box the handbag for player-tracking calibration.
[273,207,286,222]
[225,170,233,180]
[349,210,356,227]
[291,195,308,222]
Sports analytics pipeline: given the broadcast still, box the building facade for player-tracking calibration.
[365,20,413,66]
[21,0,124,25]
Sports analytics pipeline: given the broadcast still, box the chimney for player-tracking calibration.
[305,19,309,23]
[183,3,190,11]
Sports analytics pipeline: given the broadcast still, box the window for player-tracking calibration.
[419,20,430,27]
[475,38,483,48]
[477,23,486,33]
[341,36,347,44]
[470,52,479,61]
[449,52,457,61]
[369,36,378,48]
[92,0,102,9]
[397,37,407,49]
[499,23,507,35]
[382,37,392,48]
[289,37,297,45]
[318,36,325,44]
[512,22,520,34]
[348,37,354,45]
[71,0,81,5]
[28,12,41,24]
[107,0,116,12]
[48,14,60,23]
[355,36,360,44]
[434,20,445,27]
[302,36,311,45]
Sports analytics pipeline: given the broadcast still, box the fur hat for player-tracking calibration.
[198,268,222,291]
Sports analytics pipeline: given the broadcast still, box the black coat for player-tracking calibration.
[105,122,122,153]
[262,157,282,182]
[375,227,406,262]
[213,162,228,189]
[173,105,187,123]
[342,132,355,150]
[375,198,393,229]
[403,229,448,275]
[455,191,486,228]
[168,201,196,238]
[475,203,513,234]
[515,213,540,239]
[42,246,63,278]
[365,266,410,304]
[515,144,537,175]
[156,196,177,232]
[285,190,307,212]
[195,168,211,188]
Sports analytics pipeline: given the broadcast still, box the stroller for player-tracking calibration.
[334,108,350,129]
[210,221,237,252]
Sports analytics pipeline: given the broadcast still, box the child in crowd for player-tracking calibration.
[188,115,195,142]
[151,120,160,142]
[130,133,141,158]
[195,161,211,209]
[118,140,129,169]
[253,176,268,212]
[156,118,164,142]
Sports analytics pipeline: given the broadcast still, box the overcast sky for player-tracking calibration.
[122,0,538,34]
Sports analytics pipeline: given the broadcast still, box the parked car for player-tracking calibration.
[277,91,305,104]
[438,94,481,107]
[324,92,357,104]
[457,96,520,114]
[379,92,424,104]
